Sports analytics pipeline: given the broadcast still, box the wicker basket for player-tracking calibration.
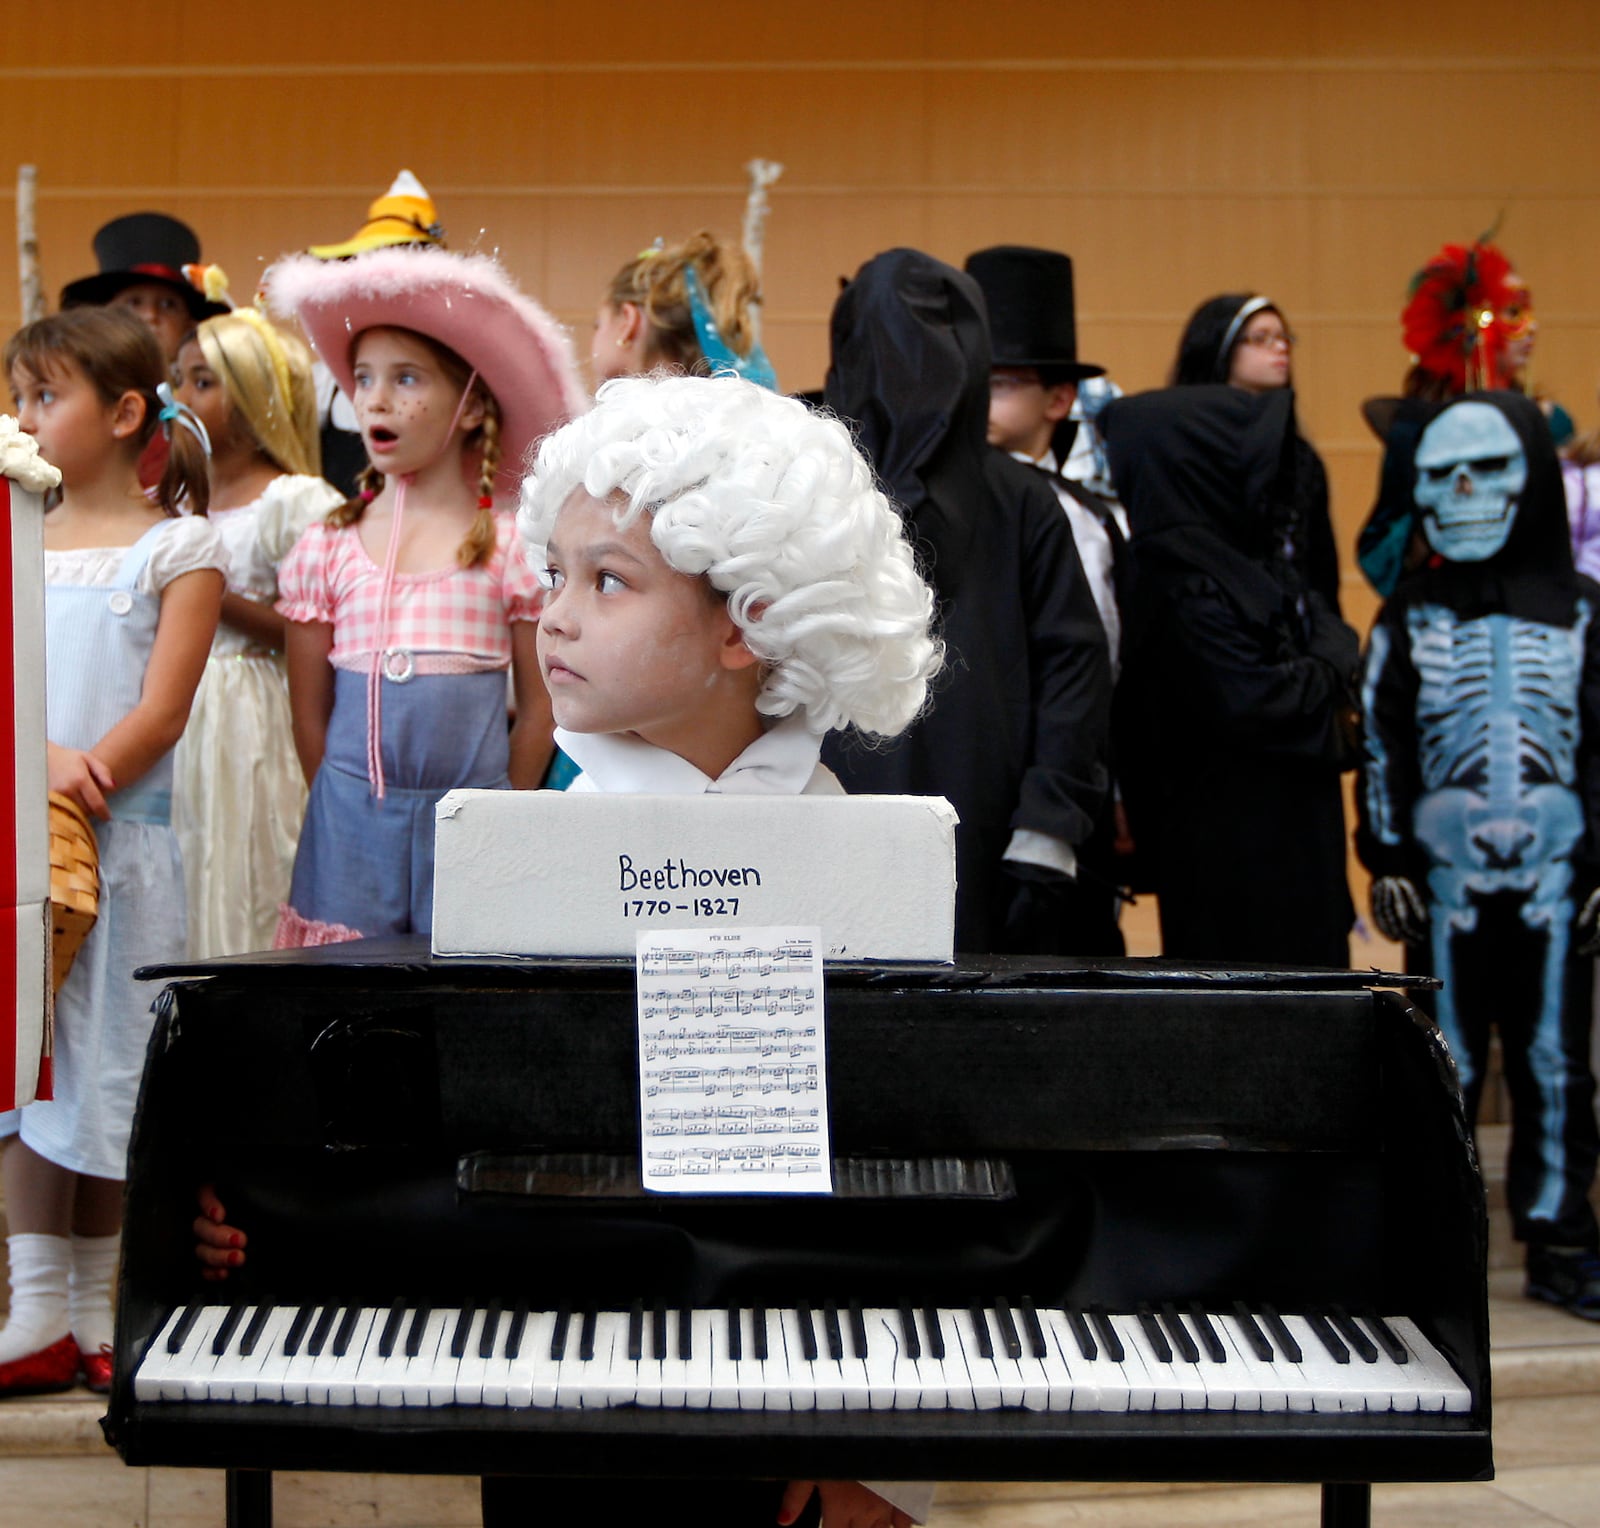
[48,791,99,993]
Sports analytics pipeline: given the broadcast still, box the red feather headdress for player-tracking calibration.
[1401,239,1531,393]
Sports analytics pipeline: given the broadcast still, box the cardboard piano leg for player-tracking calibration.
[1321,1482,1371,1527]
[226,1468,272,1528]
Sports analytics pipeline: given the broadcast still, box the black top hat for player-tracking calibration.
[964,245,1104,380]
[60,212,228,319]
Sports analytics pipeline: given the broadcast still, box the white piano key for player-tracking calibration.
[1388,1317,1472,1415]
[322,1307,379,1408]
[1028,1309,1082,1413]
[712,1309,747,1410]
[803,1307,847,1411]
[912,1309,952,1411]
[682,1310,716,1409]
[576,1312,629,1409]
[751,1309,788,1413]
[1280,1315,1367,1414]
[398,1308,452,1408]
[132,1308,191,1402]
[1210,1313,1269,1413]
[173,1306,231,1402]
[452,1309,491,1406]
[503,1310,556,1410]
[242,1307,301,1405]
[1175,1309,1235,1412]
[776,1307,818,1412]
[479,1308,517,1408]
[206,1305,274,1402]
[279,1306,328,1405]
[1111,1313,1181,1412]
[351,1307,400,1406]
[953,1308,1003,1411]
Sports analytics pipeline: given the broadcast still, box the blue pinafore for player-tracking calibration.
[0,523,189,1178]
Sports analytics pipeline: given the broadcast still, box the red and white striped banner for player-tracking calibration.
[2,477,49,1112]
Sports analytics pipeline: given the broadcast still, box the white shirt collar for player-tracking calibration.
[1010,448,1059,474]
[555,713,825,796]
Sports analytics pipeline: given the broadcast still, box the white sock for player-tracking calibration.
[68,1232,120,1356]
[0,1233,71,1364]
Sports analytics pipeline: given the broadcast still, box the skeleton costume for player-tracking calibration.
[1358,391,1600,1286]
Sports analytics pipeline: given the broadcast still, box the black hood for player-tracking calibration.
[1389,389,1579,623]
[1101,385,1299,628]
[824,249,991,588]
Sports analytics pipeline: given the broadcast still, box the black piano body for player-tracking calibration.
[105,948,1491,1517]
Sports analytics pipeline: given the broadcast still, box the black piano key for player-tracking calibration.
[725,1307,742,1362]
[1305,1309,1350,1365]
[1136,1304,1172,1364]
[678,1305,693,1361]
[549,1303,571,1362]
[1017,1297,1048,1360]
[578,1307,598,1363]
[505,1300,529,1359]
[796,1301,819,1362]
[751,1307,769,1362]
[1258,1303,1301,1364]
[993,1298,1024,1360]
[331,1304,361,1359]
[451,1302,477,1361]
[1066,1306,1097,1361]
[823,1301,844,1361]
[627,1299,644,1363]
[238,1301,273,1359]
[377,1298,408,1359]
[847,1300,867,1360]
[1158,1302,1200,1365]
[897,1301,922,1361]
[477,1300,503,1361]
[307,1303,339,1358]
[1359,1309,1410,1365]
[966,1302,994,1361]
[1329,1305,1379,1363]
[1231,1301,1273,1361]
[282,1304,314,1357]
[166,1303,203,1355]
[210,1302,247,1357]
[404,1302,431,1359]
[653,1301,669,1362]
[922,1303,946,1361]
[1087,1304,1123,1363]
[1187,1303,1227,1364]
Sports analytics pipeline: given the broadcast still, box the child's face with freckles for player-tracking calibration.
[537,489,764,775]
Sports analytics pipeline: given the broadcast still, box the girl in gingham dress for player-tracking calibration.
[265,248,586,944]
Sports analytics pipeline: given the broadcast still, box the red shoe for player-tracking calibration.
[0,1334,79,1397]
[77,1341,113,1394]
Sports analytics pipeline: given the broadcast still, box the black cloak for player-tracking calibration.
[1102,385,1360,967]
[822,249,1113,954]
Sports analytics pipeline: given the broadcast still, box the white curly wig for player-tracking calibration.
[518,374,940,738]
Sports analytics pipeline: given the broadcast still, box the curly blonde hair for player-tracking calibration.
[519,375,940,737]
[604,231,762,373]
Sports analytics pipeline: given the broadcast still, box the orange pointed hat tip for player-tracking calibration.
[307,170,446,261]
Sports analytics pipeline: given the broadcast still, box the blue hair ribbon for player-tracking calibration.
[156,381,212,458]
[683,266,777,391]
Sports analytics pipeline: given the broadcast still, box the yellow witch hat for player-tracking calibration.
[307,170,446,260]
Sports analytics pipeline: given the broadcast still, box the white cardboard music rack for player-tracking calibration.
[431,791,957,963]
[2,477,51,1111]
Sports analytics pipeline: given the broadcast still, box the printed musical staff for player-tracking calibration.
[635,926,831,1195]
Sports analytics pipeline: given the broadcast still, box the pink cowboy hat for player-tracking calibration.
[265,246,588,494]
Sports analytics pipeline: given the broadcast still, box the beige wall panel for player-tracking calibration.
[5,76,182,188]
[159,74,554,187]
[1308,1,1600,56]
[541,71,929,187]
[1305,70,1600,192]
[925,0,1316,57]
[757,195,933,320]
[924,71,1311,190]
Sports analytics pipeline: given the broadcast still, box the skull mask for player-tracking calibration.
[1414,400,1528,562]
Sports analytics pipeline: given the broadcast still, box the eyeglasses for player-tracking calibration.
[1239,328,1295,351]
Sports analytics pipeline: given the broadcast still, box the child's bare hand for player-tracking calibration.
[194,1183,247,1281]
[48,742,114,820]
[779,1481,914,1528]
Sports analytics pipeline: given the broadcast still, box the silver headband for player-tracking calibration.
[1215,296,1275,381]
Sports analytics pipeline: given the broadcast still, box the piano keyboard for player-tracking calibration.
[133,1299,1471,1416]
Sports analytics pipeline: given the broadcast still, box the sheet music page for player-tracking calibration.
[635,925,832,1195]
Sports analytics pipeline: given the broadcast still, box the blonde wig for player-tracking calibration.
[195,308,321,477]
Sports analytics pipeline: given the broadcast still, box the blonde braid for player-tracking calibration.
[457,395,500,568]
[328,464,382,528]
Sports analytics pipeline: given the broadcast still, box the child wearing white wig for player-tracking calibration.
[516,372,940,1526]
[518,373,940,795]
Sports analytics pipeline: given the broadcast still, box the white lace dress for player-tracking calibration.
[172,474,342,957]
